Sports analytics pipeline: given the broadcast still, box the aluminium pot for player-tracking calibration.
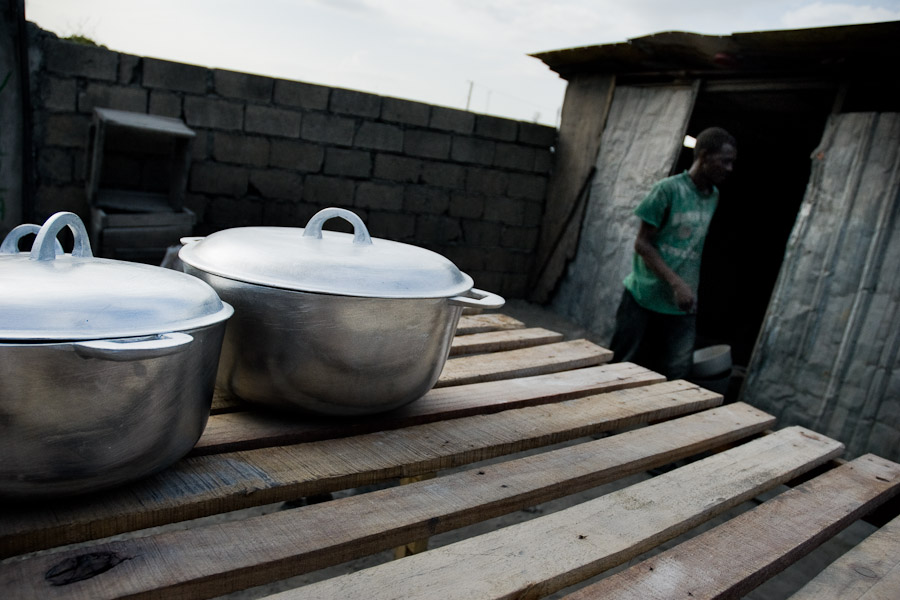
[178,207,504,416]
[0,212,233,498]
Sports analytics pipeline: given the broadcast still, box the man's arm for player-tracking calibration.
[634,220,695,312]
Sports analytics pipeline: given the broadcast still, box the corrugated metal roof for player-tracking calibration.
[531,21,900,80]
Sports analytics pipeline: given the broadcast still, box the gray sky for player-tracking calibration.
[25,1,900,126]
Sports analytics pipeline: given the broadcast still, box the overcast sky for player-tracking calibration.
[24,1,900,126]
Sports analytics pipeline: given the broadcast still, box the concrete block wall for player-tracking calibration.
[26,26,556,298]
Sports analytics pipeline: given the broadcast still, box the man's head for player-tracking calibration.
[692,127,737,187]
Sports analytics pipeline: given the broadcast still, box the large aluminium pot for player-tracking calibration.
[0,213,233,498]
[179,207,504,416]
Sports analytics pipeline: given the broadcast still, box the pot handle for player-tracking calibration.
[448,288,505,309]
[73,332,194,362]
[0,224,64,255]
[30,212,93,261]
[302,207,373,245]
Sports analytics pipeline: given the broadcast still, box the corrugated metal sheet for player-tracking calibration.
[550,84,697,342]
[742,112,900,461]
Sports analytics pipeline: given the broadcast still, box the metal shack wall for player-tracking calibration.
[550,84,697,343]
[743,112,900,462]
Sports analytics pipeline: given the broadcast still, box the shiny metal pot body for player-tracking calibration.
[0,322,226,498]
[186,268,463,415]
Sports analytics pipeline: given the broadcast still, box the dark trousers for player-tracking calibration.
[609,289,696,380]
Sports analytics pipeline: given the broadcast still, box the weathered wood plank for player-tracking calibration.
[0,379,717,559]
[564,454,900,600]
[455,313,524,334]
[0,403,774,600]
[274,426,844,600]
[789,512,900,600]
[194,363,664,455]
[449,327,564,356]
[436,339,612,387]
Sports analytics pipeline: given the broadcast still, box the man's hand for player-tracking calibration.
[671,278,696,313]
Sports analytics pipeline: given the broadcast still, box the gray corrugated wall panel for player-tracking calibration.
[743,112,900,461]
[549,84,697,344]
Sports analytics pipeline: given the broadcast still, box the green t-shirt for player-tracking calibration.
[623,171,718,315]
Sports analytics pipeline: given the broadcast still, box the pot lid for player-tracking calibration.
[0,212,233,341]
[178,207,474,298]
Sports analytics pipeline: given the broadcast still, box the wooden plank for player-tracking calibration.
[256,427,846,600]
[0,379,719,558]
[565,454,900,600]
[435,340,612,387]
[195,363,665,455]
[455,313,524,334]
[789,512,900,600]
[0,403,775,600]
[448,327,564,356]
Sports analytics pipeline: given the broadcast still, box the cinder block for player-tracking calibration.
[45,39,116,81]
[502,271,529,298]
[34,184,88,219]
[149,90,182,118]
[366,211,416,242]
[462,219,502,247]
[77,83,147,114]
[518,122,557,147]
[430,106,475,134]
[249,168,304,201]
[274,79,330,110]
[492,248,533,273]
[118,54,140,84]
[507,172,547,201]
[421,162,465,189]
[465,269,504,294]
[302,175,356,206]
[448,191,484,219]
[301,113,355,146]
[331,88,382,118]
[442,245,486,271]
[184,96,243,131]
[533,148,553,173]
[451,137,496,165]
[474,114,518,141]
[270,139,324,173]
[245,105,301,137]
[143,58,208,94]
[189,162,248,196]
[493,143,535,172]
[521,199,545,228]
[205,196,263,227]
[484,196,525,225]
[215,69,273,102]
[213,132,270,167]
[355,181,403,211]
[382,97,430,126]
[416,215,462,244]
[44,113,90,147]
[323,148,371,178]
[374,154,421,183]
[355,122,403,152]
[501,225,540,250]
[37,148,73,183]
[42,77,76,111]
[465,167,508,195]
[262,201,319,227]
[405,130,451,159]
[191,130,210,160]
[404,185,449,215]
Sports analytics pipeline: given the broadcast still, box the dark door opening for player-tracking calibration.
[673,82,838,367]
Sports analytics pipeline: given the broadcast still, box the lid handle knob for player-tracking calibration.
[302,207,373,246]
[30,212,93,261]
[1,224,64,255]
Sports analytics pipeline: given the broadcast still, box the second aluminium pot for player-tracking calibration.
[179,207,504,415]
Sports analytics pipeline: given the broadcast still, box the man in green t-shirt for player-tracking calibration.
[609,127,737,380]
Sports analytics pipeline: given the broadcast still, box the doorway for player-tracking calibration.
[672,81,838,367]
